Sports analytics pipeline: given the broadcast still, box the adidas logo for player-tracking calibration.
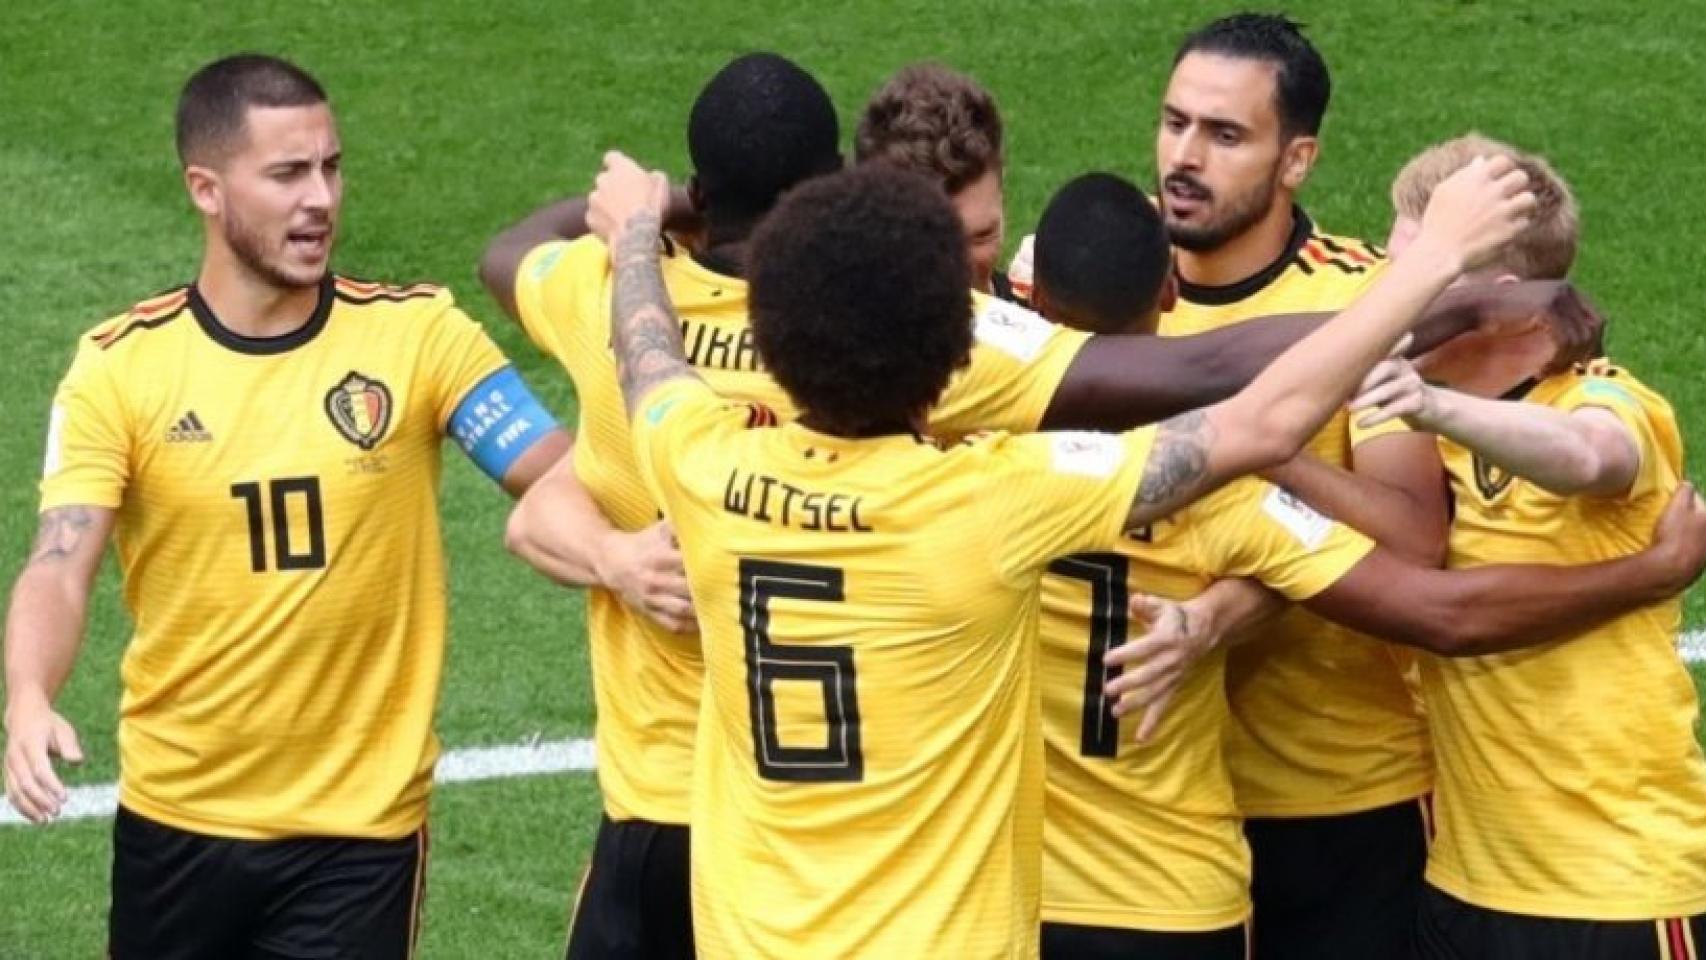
[165,410,212,444]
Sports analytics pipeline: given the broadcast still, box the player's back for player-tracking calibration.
[633,381,1151,959]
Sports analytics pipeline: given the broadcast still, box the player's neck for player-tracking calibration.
[1174,200,1299,290]
[196,249,322,339]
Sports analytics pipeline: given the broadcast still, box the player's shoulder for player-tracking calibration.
[1552,357,1674,417]
[82,283,194,354]
[958,428,1134,480]
[1292,218,1386,284]
[332,274,449,312]
[968,292,1075,362]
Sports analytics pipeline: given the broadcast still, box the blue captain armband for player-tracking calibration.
[447,366,558,482]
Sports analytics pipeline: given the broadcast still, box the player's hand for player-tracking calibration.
[1103,593,1219,744]
[587,151,671,246]
[1415,155,1536,274]
[598,520,697,634]
[1646,483,1706,596]
[1351,358,1441,431]
[3,697,83,824]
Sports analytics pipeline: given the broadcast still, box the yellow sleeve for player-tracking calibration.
[1187,480,1375,600]
[419,291,511,428]
[513,237,608,361]
[979,427,1154,582]
[631,378,765,509]
[1349,410,1414,449]
[927,295,1090,438]
[1555,375,1670,500]
[39,340,130,511]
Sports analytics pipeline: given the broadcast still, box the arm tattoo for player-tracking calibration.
[610,211,701,413]
[28,506,94,565]
[1129,409,1215,527]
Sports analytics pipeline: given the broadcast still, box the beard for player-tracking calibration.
[223,208,328,290]
[1162,169,1280,253]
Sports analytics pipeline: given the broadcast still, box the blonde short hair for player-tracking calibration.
[1390,133,1579,279]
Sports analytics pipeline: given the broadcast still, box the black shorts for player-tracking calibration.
[1042,919,1248,959]
[109,806,427,960]
[1245,794,1432,960]
[1416,884,1706,960]
[565,815,693,960]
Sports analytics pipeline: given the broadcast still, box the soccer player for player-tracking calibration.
[1,55,565,959]
[1024,170,1706,960]
[1151,15,1455,954]
[580,130,1644,953]
[480,52,1532,959]
[854,63,1013,298]
[1322,136,1706,960]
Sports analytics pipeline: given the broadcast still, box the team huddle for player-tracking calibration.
[5,11,1706,960]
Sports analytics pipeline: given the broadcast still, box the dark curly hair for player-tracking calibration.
[749,166,974,436]
[853,63,1003,194]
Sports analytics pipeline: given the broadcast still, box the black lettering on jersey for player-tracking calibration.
[722,468,874,532]
[1048,554,1130,758]
[680,318,763,373]
[1472,453,1516,502]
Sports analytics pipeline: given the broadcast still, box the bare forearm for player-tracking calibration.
[1307,548,1674,657]
[609,212,701,414]
[1227,245,1461,467]
[1425,391,1615,495]
[1267,454,1446,566]
[1186,578,1283,649]
[4,572,89,710]
[505,453,619,588]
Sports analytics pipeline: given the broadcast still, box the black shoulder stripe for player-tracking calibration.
[334,288,440,306]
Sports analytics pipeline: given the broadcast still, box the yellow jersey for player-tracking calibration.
[632,377,1150,960]
[40,277,510,839]
[1040,478,1374,931]
[1161,210,1432,816]
[1424,362,1706,919]
[512,236,1088,824]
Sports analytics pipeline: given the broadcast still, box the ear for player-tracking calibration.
[1158,273,1179,314]
[685,175,707,214]
[183,164,222,219]
[1030,281,1054,322]
[1279,135,1319,191]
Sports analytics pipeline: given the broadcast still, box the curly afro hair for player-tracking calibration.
[749,165,974,436]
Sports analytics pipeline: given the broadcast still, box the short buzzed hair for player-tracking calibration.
[854,63,1003,194]
[1391,133,1579,279]
[175,54,327,167]
[687,53,842,221]
[1035,173,1172,335]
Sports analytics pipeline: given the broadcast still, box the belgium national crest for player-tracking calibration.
[1472,452,1516,502]
[324,371,393,450]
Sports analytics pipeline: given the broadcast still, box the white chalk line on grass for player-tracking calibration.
[11,628,1706,827]
[0,737,597,827]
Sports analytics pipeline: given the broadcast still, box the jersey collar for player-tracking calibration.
[188,275,334,356]
[1176,205,1313,307]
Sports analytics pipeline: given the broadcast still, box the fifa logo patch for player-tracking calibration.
[324,371,393,450]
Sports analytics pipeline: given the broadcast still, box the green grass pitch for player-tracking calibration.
[2,1,1704,956]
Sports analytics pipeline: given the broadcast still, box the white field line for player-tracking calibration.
[0,737,596,827]
[11,628,1706,827]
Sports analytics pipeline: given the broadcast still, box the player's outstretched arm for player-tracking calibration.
[590,152,704,415]
[1264,443,1450,567]
[1037,278,1598,434]
[3,504,113,824]
[1121,156,1535,530]
[1303,483,1706,656]
[479,187,699,321]
[1354,358,1640,498]
[505,450,696,633]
